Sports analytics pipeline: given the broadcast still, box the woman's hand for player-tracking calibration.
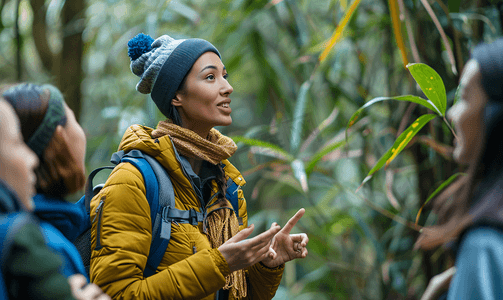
[420,267,456,300]
[218,222,281,272]
[261,208,309,268]
[68,274,111,300]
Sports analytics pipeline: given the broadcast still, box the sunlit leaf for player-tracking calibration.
[357,114,436,191]
[388,0,408,68]
[291,81,311,153]
[340,0,348,10]
[306,140,346,174]
[346,95,441,141]
[407,63,447,116]
[319,0,362,62]
[232,136,294,161]
[415,172,466,224]
[291,159,308,193]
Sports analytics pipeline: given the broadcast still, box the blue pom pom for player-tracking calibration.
[127,33,155,61]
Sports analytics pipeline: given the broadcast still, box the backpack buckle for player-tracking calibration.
[189,209,197,225]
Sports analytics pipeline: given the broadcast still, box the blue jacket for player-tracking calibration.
[448,226,503,300]
[33,193,88,279]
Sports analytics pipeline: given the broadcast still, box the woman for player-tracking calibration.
[89,33,308,300]
[417,38,503,299]
[2,84,111,300]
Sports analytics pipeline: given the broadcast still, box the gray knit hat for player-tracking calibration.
[128,33,221,122]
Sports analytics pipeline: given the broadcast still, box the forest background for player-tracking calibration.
[0,0,502,299]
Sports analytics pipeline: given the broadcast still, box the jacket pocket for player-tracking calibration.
[93,196,105,250]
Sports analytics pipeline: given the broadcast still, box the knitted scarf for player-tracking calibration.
[151,120,247,298]
[151,120,237,165]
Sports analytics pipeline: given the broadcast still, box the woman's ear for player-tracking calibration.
[171,94,183,107]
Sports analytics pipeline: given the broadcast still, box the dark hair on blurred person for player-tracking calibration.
[2,83,85,198]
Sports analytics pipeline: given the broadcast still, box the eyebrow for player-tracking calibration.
[199,65,226,73]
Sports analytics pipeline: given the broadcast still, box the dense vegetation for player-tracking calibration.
[1,0,502,298]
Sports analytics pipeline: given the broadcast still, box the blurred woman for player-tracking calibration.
[417,38,503,299]
[89,33,308,299]
[0,98,75,299]
[2,83,111,300]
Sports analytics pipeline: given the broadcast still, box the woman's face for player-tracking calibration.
[172,52,233,137]
[62,103,86,175]
[0,100,39,210]
[447,59,488,165]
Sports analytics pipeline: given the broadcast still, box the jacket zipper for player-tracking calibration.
[169,137,204,208]
[191,241,197,254]
[94,198,105,250]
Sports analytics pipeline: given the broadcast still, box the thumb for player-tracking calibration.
[68,274,87,291]
[227,224,255,243]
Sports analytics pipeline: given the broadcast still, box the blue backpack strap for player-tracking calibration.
[119,151,161,278]
[118,150,205,278]
[0,212,36,299]
[141,154,174,278]
[83,150,127,215]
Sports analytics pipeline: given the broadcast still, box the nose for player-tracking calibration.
[221,77,233,96]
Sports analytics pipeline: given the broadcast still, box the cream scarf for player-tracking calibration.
[152,120,247,298]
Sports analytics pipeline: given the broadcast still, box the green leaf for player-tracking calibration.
[291,81,311,153]
[306,140,346,174]
[357,114,436,191]
[453,83,461,106]
[291,159,308,192]
[346,95,441,141]
[407,63,447,116]
[231,136,294,161]
[415,172,466,224]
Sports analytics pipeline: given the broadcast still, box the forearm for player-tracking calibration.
[92,248,229,300]
[245,262,284,300]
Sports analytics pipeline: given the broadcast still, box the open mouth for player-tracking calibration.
[218,103,230,108]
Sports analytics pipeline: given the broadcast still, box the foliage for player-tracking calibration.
[1,0,502,299]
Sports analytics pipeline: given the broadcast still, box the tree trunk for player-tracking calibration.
[58,0,85,121]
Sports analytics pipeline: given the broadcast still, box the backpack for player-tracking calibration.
[74,149,209,278]
[0,212,37,299]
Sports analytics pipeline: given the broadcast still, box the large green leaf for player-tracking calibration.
[346,95,441,141]
[357,114,436,190]
[407,63,447,116]
[291,81,311,153]
[232,136,294,162]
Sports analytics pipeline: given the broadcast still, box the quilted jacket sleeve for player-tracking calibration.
[89,163,230,300]
[238,189,285,300]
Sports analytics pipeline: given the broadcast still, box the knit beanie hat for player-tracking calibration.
[2,83,67,158]
[127,33,220,123]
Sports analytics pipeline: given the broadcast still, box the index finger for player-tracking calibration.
[281,208,305,234]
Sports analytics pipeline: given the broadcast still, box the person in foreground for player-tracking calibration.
[417,38,503,300]
[2,84,111,300]
[89,33,309,299]
[0,98,76,299]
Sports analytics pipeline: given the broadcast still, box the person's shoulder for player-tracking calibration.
[221,159,246,186]
[459,226,503,256]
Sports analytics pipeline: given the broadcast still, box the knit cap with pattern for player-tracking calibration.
[127,33,220,123]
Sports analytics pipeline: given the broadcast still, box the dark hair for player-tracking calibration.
[417,39,503,249]
[2,83,85,198]
[168,69,190,126]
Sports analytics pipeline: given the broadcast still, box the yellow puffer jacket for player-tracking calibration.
[89,125,284,300]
